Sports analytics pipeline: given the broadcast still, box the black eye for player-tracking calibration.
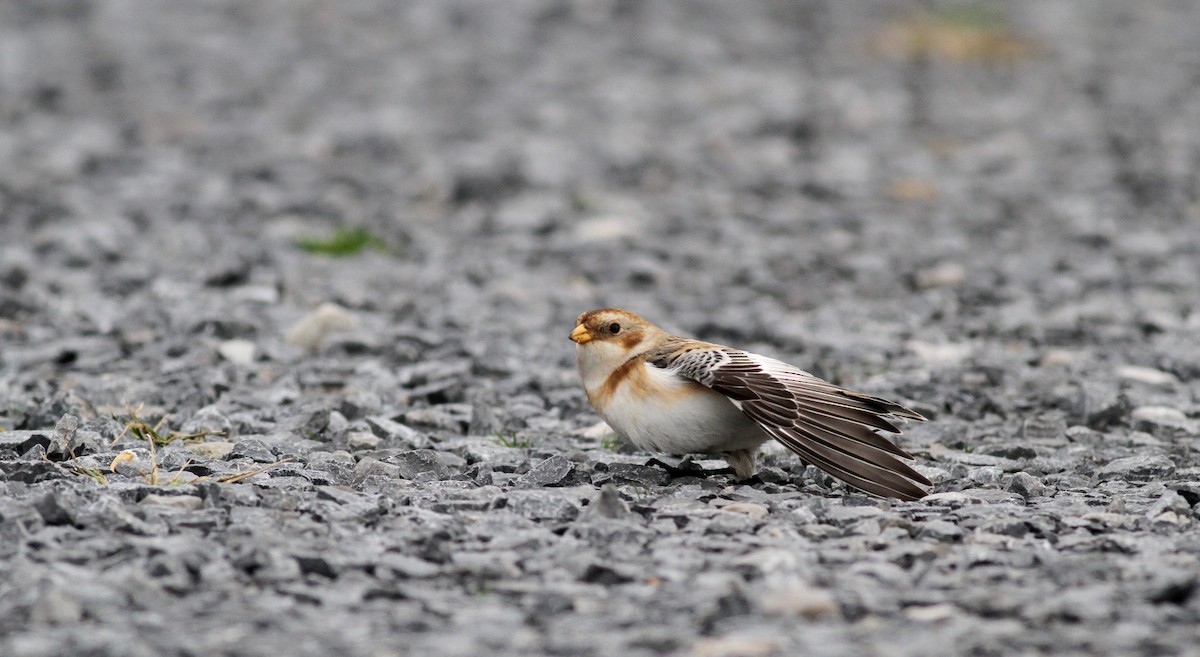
[609,322,621,334]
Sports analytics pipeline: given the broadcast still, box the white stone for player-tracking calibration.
[1153,511,1186,526]
[759,583,840,619]
[577,421,615,439]
[139,494,204,511]
[1117,366,1178,387]
[914,261,966,289]
[287,302,358,350]
[574,215,640,242]
[693,637,780,657]
[1039,349,1079,367]
[922,492,976,505]
[30,588,84,625]
[907,340,972,366]
[1132,406,1193,431]
[186,441,235,459]
[347,431,381,450]
[720,502,769,520]
[217,339,256,366]
[905,603,957,622]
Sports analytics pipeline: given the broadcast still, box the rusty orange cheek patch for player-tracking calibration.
[594,358,705,408]
[619,333,644,351]
[594,358,639,406]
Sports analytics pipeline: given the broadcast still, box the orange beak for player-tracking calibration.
[570,324,592,344]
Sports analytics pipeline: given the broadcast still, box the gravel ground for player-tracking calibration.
[2,2,1200,656]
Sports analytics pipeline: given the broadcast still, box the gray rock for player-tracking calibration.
[308,450,356,471]
[45,413,79,460]
[1130,406,1195,436]
[917,519,963,542]
[593,463,671,487]
[180,406,234,437]
[1141,571,1198,605]
[403,405,471,433]
[505,490,580,522]
[1019,414,1068,443]
[964,488,1028,505]
[578,560,638,585]
[338,389,385,420]
[967,466,1005,486]
[83,495,161,535]
[378,553,442,579]
[364,415,426,448]
[351,457,404,486]
[0,460,63,483]
[461,461,493,486]
[229,439,276,463]
[1053,473,1094,491]
[200,482,259,508]
[461,441,530,469]
[1145,490,1192,518]
[984,443,1039,460]
[314,485,362,505]
[514,455,574,488]
[579,484,632,521]
[384,449,457,481]
[33,491,79,526]
[467,390,502,435]
[287,404,335,440]
[978,517,1032,537]
[1024,584,1116,622]
[1006,472,1049,500]
[0,430,52,455]
[1097,455,1176,481]
[233,546,302,584]
[1065,425,1101,443]
[347,431,381,450]
[822,505,884,526]
[139,494,204,511]
[1085,387,1133,430]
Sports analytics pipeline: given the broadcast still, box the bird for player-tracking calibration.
[570,308,931,500]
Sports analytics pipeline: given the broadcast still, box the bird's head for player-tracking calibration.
[570,308,663,369]
[570,308,656,347]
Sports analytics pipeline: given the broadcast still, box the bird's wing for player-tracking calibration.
[646,340,930,500]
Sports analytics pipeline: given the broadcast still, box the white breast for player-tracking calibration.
[598,363,768,455]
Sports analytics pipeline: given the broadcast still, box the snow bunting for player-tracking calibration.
[570,308,930,500]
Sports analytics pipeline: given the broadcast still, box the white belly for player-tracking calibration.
[597,363,769,455]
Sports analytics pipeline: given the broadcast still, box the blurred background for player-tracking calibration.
[1,0,1198,405]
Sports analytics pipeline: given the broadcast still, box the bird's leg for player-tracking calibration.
[722,449,757,480]
[645,456,737,479]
